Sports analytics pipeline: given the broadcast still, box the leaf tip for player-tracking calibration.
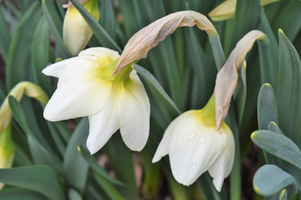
[250,132,257,139]
[253,185,261,194]
[278,29,284,35]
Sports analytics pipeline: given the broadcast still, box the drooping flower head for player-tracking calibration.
[43,47,150,154]
[152,95,235,191]
[63,0,100,56]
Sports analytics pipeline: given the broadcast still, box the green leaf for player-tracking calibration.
[8,96,60,171]
[0,188,47,200]
[79,146,137,200]
[133,64,181,122]
[257,84,278,130]
[0,3,11,61]
[268,122,284,135]
[257,7,279,91]
[5,2,42,90]
[277,29,301,146]
[68,189,82,200]
[0,166,65,200]
[233,63,247,127]
[41,0,71,59]
[17,0,33,14]
[257,84,278,165]
[63,119,89,194]
[251,130,301,171]
[253,165,298,197]
[31,15,52,96]
[69,0,122,53]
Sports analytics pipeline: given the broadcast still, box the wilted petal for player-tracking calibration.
[215,30,267,129]
[114,10,217,74]
[44,58,112,121]
[118,70,150,151]
[87,99,119,154]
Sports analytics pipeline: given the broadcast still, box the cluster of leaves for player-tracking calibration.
[0,0,301,200]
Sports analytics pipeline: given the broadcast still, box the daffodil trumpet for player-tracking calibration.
[43,47,150,154]
[152,95,235,191]
[214,30,267,130]
[114,10,224,74]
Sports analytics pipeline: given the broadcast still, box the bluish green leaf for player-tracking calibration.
[251,130,301,171]
[69,0,122,53]
[277,29,301,147]
[0,3,11,61]
[253,165,298,197]
[17,0,33,14]
[8,96,60,171]
[257,7,279,91]
[0,166,65,200]
[68,189,82,200]
[0,188,47,200]
[133,64,181,122]
[63,119,89,194]
[31,16,52,96]
[279,189,287,200]
[5,2,42,90]
[41,0,70,59]
[268,122,284,135]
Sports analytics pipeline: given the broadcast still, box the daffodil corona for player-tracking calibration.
[43,47,150,154]
[152,95,234,191]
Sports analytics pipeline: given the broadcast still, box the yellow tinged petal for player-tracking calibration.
[214,30,267,130]
[114,10,217,74]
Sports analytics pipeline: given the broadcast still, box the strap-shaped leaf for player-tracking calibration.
[0,166,65,200]
[31,16,51,96]
[0,3,11,61]
[5,2,42,90]
[277,29,301,146]
[68,189,83,200]
[8,96,60,171]
[69,0,122,53]
[279,189,287,200]
[0,188,47,200]
[63,119,89,194]
[251,130,301,170]
[133,64,181,122]
[253,165,298,197]
[41,0,70,59]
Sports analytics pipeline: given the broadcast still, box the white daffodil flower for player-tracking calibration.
[152,95,234,191]
[43,47,150,154]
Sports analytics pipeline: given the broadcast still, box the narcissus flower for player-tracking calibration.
[43,47,150,154]
[152,95,234,191]
[63,0,99,56]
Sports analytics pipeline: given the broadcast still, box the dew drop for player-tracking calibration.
[188,132,195,139]
[191,163,197,169]
[89,56,97,61]
[92,63,99,67]
[74,65,81,69]
[84,69,89,73]
[198,137,205,143]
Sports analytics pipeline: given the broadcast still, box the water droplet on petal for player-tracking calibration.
[74,65,81,69]
[92,63,99,67]
[188,132,195,139]
[89,56,97,61]
[84,69,89,73]
[191,163,197,169]
[198,137,205,143]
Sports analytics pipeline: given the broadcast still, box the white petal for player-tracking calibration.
[152,111,192,163]
[169,116,227,186]
[208,150,227,192]
[44,58,112,121]
[42,57,78,78]
[118,70,150,151]
[86,99,119,154]
[79,47,120,61]
[224,124,235,176]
